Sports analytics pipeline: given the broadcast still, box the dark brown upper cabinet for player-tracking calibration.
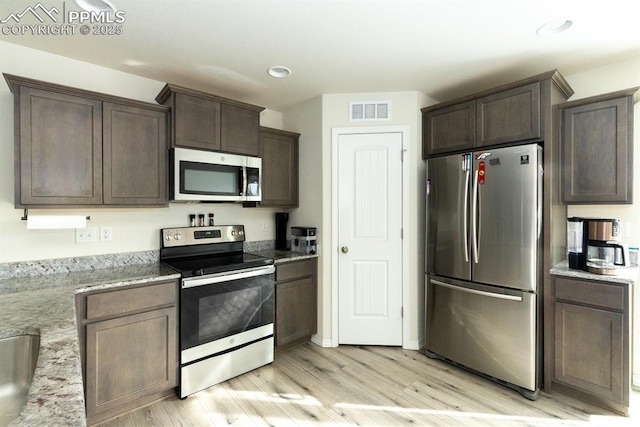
[422,70,572,158]
[259,127,299,208]
[156,84,264,156]
[15,86,104,206]
[423,100,475,155]
[5,74,169,208]
[560,87,638,204]
[476,82,540,147]
[173,92,221,151]
[103,102,168,205]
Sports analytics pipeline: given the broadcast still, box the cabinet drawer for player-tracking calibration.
[276,259,315,282]
[86,280,177,320]
[554,277,625,311]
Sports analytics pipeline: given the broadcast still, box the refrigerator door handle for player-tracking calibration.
[463,160,470,263]
[471,169,479,264]
[431,279,523,302]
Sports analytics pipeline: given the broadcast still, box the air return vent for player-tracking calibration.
[349,101,391,121]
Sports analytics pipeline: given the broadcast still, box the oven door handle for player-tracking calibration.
[182,265,275,289]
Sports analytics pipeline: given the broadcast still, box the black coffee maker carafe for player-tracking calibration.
[567,217,587,270]
[275,212,289,250]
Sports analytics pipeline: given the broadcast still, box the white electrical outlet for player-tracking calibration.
[100,227,113,242]
[76,227,98,243]
[262,221,268,232]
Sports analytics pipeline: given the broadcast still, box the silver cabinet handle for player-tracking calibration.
[431,279,523,302]
[341,246,349,254]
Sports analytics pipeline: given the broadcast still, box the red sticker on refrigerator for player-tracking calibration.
[478,161,486,185]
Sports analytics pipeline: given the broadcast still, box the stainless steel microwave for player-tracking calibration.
[171,147,262,202]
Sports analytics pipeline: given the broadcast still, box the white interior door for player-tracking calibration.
[337,132,403,345]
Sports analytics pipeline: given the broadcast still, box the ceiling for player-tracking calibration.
[1,0,639,111]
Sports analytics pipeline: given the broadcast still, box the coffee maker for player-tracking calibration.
[585,219,629,275]
[567,217,629,274]
[291,226,317,255]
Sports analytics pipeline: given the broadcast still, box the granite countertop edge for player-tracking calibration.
[550,260,639,285]
[250,249,318,264]
[0,263,180,427]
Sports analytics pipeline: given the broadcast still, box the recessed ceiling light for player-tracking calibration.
[267,66,292,78]
[536,18,573,36]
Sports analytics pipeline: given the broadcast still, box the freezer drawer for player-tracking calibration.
[425,275,538,392]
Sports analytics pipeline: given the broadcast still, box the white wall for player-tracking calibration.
[563,56,640,387]
[282,96,325,340]
[285,91,436,348]
[0,41,283,263]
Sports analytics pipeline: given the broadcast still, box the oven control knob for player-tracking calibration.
[174,233,182,240]
[165,234,172,241]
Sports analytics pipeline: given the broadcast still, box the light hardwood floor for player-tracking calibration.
[101,343,639,426]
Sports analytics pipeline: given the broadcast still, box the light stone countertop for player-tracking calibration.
[248,249,318,264]
[0,263,180,427]
[550,260,639,285]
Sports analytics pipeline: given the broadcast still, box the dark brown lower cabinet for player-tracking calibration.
[275,258,317,351]
[547,275,630,416]
[76,280,178,425]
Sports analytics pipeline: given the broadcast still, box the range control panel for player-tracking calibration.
[161,225,245,247]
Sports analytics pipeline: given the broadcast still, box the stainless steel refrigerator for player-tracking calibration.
[425,143,542,400]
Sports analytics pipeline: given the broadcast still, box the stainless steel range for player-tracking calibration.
[160,225,275,398]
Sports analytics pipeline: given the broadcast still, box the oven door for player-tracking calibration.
[180,265,275,360]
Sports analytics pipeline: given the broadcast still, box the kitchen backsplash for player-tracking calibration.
[0,240,276,280]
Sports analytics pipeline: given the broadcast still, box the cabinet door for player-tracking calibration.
[17,87,102,206]
[103,102,168,205]
[260,130,299,207]
[476,82,541,147]
[174,92,221,150]
[276,277,314,347]
[220,104,260,156]
[85,307,177,418]
[423,100,475,157]
[554,301,624,402]
[275,259,317,349]
[561,96,633,204]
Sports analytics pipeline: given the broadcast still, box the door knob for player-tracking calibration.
[341,246,349,254]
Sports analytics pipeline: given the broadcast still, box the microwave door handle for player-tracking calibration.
[238,166,246,196]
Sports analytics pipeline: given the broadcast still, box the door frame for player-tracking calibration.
[331,125,410,347]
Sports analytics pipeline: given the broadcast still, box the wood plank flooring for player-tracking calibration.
[100,343,639,426]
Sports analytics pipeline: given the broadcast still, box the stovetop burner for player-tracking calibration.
[163,251,273,278]
[159,225,273,278]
